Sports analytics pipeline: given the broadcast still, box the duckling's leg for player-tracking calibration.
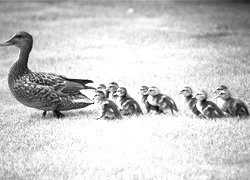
[42,111,47,117]
[53,110,65,118]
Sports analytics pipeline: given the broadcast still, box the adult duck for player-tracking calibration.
[0,31,95,118]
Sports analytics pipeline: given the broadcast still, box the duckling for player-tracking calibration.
[115,87,143,116]
[93,90,122,120]
[145,86,178,114]
[139,86,162,114]
[195,90,224,119]
[216,90,249,118]
[213,85,229,111]
[179,87,201,117]
[213,85,228,94]
[106,82,119,102]
[97,84,106,90]
[0,31,95,118]
[97,83,109,98]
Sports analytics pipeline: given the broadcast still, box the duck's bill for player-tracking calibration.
[0,39,14,46]
[216,94,221,98]
[212,90,218,93]
[179,90,184,94]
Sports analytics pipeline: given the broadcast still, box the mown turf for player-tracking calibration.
[0,1,250,179]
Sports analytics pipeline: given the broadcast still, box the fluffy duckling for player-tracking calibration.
[97,84,106,90]
[93,90,122,120]
[0,31,94,118]
[213,85,229,112]
[97,83,109,97]
[145,86,178,114]
[139,86,162,114]
[195,90,224,119]
[115,87,143,116]
[213,85,228,94]
[106,82,119,102]
[216,90,249,118]
[179,87,201,117]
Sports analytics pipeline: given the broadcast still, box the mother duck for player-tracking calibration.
[0,31,95,118]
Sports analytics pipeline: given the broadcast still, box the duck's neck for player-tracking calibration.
[141,94,148,103]
[10,46,32,77]
[185,95,192,102]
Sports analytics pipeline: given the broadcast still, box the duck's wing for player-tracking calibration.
[161,95,178,111]
[229,98,249,117]
[206,101,225,118]
[29,72,94,95]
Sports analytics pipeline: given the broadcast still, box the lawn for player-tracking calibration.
[0,1,250,179]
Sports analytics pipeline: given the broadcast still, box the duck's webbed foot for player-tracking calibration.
[53,110,65,118]
[42,111,47,117]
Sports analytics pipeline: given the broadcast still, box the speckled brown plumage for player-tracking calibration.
[1,31,94,118]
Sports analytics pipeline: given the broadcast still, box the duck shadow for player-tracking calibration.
[29,108,98,121]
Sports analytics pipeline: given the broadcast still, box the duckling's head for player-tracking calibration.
[216,90,231,100]
[195,90,207,101]
[139,86,149,95]
[116,87,127,97]
[93,90,105,102]
[146,86,160,96]
[0,31,33,49]
[107,82,119,93]
[180,87,192,97]
[97,84,106,90]
[213,85,228,94]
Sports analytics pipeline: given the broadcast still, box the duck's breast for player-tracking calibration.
[8,74,61,110]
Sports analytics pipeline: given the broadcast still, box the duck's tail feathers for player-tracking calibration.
[73,98,94,104]
[61,76,96,90]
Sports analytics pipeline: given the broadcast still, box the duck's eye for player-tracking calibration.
[16,35,22,39]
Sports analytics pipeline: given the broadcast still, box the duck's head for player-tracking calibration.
[145,86,160,96]
[195,90,207,101]
[0,31,33,49]
[216,90,231,100]
[115,87,127,97]
[179,87,193,97]
[93,90,105,102]
[139,86,149,95]
[97,84,106,90]
[107,82,119,93]
[213,85,228,94]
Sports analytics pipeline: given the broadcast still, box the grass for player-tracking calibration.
[0,1,250,179]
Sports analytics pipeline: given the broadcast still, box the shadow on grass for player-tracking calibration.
[192,31,232,39]
[29,108,97,121]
